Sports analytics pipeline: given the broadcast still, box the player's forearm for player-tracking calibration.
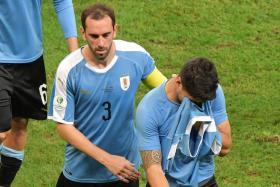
[141,150,169,187]
[56,123,140,182]
[217,120,232,157]
[56,123,111,164]
[219,131,232,156]
[66,37,79,52]
[146,165,169,187]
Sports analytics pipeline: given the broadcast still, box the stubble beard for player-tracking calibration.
[89,42,113,63]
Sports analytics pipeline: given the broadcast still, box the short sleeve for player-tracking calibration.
[136,101,161,151]
[141,52,156,80]
[48,65,75,124]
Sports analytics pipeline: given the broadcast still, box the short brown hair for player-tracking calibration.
[81,3,115,29]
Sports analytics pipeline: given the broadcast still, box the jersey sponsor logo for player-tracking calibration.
[80,89,91,95]
[102,86,113,92]
[53,95,67,111]
[120,75,130,91]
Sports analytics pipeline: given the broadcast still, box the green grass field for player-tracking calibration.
[12,0,280,186]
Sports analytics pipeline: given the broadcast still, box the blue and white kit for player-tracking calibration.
[136,82,228,186]
[48,40,157,183]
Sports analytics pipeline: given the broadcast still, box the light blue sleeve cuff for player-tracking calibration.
[0,144,24,161]
[54,0,77,38]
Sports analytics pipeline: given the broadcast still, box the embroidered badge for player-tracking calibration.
[120,75,130,91]
[53,95,67,111]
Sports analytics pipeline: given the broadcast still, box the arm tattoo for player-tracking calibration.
[141,150,162,170]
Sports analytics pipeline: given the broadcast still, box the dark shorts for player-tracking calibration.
[0,56,47,132]
[56,172,139,187]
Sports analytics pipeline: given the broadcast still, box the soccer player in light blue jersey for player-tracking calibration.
[48,3,166,187]
[136,58,232,187]
[0,0,78,186]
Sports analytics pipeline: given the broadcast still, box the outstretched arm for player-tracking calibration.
[57,123,140,182]
[141,150,169,187]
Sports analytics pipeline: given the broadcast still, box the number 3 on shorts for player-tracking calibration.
[39,84,47,105]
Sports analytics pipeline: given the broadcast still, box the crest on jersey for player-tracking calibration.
[53,95,67,111]
[120,75,130,91]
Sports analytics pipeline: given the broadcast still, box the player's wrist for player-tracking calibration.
[97,151,112,166]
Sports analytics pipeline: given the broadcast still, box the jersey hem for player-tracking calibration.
[47,116,73,125]
[62,170,119,183]
[139,145,161,151]
[0,51,43,64]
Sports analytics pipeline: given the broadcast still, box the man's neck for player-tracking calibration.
[165,78,180,103]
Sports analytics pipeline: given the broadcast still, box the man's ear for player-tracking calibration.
[113,24,118,38]
[175,75,181,83]
[175,76,183,88]
[80,26,86,40]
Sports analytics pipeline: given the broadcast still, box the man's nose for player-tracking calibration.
[97,37,105,47]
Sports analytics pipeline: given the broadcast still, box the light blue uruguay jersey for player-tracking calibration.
[0,0,77,63]
[136,82,228,185]
[48,40,156,183]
